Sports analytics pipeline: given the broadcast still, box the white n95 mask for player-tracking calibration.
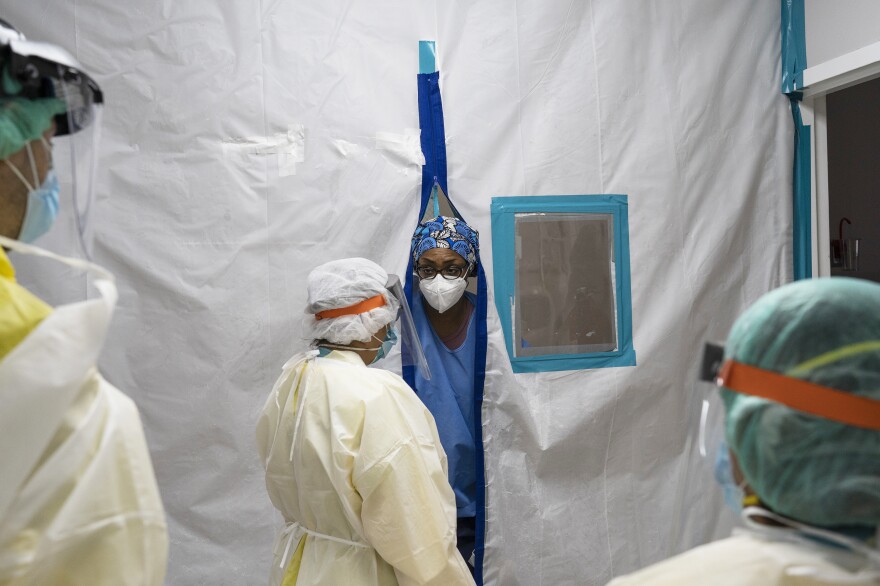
[419,276,467,313]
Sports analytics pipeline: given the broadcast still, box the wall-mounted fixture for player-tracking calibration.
[831,217,860,271]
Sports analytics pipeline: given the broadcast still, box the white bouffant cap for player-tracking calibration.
[303,257,399,344]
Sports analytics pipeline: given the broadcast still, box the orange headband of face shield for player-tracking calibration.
[717,359,880,431]
[314,294,386,321]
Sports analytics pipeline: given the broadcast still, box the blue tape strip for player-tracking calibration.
[416,71,449,219]
[472,263,488,584]
[419,40,436,74]
[407,51,488,585]
[781,0,807,94]
[781,0,811,279]
[491,195,636,373]
[791,97,812,280]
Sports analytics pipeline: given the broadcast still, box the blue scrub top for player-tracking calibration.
[412,289,477,518]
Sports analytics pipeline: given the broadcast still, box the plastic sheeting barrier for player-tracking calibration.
[4,1,793,584]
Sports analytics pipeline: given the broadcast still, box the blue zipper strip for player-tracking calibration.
[405,58,488,585]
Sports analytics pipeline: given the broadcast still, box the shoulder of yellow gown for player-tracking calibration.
[0,247,53,361]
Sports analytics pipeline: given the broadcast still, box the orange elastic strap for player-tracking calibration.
[314,294,386,321]
[718,359,880,431]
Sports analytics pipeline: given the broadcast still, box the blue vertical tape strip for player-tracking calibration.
[781,0,807,94]
[405,44,488,585]
[781,0,811,279]
[791,98,812,279]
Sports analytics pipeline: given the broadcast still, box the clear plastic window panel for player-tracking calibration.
[513,212,617,357]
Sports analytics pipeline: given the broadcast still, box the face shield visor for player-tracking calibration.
[697,342,727,461]
[1,21,104,258]
[386,274,431,380]
[666,342,736,554]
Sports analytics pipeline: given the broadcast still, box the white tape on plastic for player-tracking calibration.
[277,153,298,177]
[375,128,425,166]
[222,123,305,176]
[332,138,364,158]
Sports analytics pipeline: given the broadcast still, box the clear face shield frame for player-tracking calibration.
[54,93,102,258]
[697,342,727,460]
[385,274,431,380]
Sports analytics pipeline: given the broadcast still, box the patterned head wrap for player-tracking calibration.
[411,215,479,267]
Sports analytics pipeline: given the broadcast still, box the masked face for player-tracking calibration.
[3,138,58,243]
[370,326,398,364]
[415,248,472,314]
[419,276,468,313]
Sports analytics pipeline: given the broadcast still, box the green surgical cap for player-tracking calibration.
[0,97,65,160]
[721,277,880,529]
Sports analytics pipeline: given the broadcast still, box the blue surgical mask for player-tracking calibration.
[18,170,60,243]
[714,441,746,513]
[370,327,398,364]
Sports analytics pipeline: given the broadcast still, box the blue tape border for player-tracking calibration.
[491,195,636,373]
[781,0,807,94]
[790,97,812,280]
[782,0,811,280]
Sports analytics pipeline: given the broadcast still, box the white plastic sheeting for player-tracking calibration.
[4,1,792,584]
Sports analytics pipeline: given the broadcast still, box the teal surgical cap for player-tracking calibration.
[721,277,880,529]
[0,97,64,160]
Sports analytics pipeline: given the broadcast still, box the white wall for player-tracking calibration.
[806,0,880,65]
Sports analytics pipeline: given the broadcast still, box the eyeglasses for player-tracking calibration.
[416,264,468,280]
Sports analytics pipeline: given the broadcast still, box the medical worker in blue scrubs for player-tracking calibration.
[410,216,481,568]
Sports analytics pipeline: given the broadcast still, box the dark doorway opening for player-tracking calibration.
[827,76,880,283]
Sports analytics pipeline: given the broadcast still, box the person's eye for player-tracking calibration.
[443,266,465,278]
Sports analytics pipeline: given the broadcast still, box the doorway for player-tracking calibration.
[826,76,880,283]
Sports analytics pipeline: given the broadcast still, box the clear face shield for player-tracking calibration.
[2,22,104,259]
[697,342,727,461]
[385,274,432,380]
[694,341,763,520]
[666,342,737,554]
[53,76,103,259]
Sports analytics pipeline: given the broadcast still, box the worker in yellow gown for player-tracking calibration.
[0,21,168,585]
[257,257,474,586]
